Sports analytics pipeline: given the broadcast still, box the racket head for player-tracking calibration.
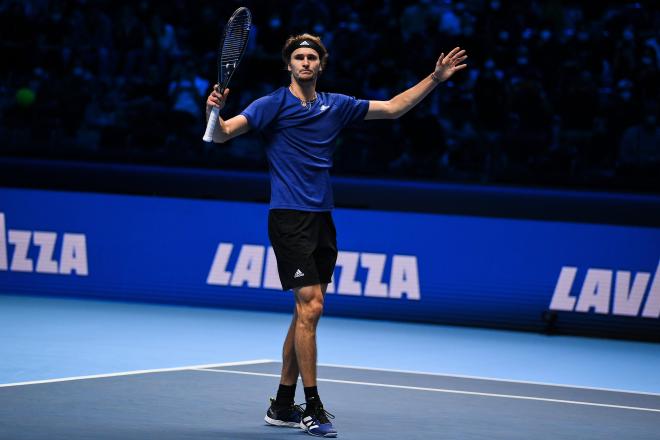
[216,7,252,94]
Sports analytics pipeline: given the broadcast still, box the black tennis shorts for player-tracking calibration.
[268,209,338,291]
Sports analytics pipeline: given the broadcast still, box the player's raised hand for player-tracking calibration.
[434,47,468,82]
[206,85,230,111]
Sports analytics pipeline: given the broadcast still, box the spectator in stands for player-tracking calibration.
[0,0,658,192]
[618,107,660,172]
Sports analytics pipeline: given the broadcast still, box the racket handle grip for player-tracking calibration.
[203,107,221,142]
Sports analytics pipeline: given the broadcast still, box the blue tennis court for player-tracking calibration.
[2,360,659,439]
[1,295,659,439]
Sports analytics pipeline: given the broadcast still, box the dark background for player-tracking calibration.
[1,0,659,195]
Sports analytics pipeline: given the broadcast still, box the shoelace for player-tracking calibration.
[293,403,305,415]
[300,403,335,424]
[270,398,304,416]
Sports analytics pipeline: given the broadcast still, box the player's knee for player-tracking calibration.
[299,298,323,319]
[307,298,324,319]
[296,297,324,324]
[295,285,324,320]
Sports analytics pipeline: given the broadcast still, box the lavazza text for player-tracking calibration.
[549,263,660,319]
[0,213,88,275]
[207,242,421,299]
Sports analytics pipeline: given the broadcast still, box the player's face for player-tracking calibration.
[288,48,321,82]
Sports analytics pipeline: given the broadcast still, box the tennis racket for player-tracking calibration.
[203,7,252,142]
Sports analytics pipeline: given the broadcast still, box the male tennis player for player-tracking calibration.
[205,34,467,438]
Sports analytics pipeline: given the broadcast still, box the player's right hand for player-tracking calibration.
[207,84,230,110]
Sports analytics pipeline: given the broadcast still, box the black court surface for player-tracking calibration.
[1,360,658,439]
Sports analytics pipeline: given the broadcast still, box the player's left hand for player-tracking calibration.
[434,47,468,82]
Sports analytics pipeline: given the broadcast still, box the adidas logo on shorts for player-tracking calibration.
[294,269,305,278]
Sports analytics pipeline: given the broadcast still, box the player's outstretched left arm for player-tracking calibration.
[365,47,467,120]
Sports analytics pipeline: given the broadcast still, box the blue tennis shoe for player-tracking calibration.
[264,398,303,428]
[300,402,337,438]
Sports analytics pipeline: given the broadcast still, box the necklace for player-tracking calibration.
[289,85,317,109]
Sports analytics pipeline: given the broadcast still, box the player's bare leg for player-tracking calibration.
[280,308,300,385]
[281,281,328,383]
[293,284,325,387]
[293,283,336,437]
[266,283,330,430]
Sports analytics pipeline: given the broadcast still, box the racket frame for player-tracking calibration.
[203,7,252,142]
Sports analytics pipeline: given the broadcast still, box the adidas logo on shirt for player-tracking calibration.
[294,269,305,278]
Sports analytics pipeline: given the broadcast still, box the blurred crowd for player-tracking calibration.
[1,0,658,192]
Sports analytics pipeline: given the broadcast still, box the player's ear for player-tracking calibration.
[287,63,292,72]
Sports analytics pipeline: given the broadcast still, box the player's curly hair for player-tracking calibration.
[281,33,329,70]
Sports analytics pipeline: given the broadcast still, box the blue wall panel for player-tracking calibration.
[1,188,658,340]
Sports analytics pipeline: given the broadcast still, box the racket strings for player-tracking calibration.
[221,18,250,59]
[218,11,251,86]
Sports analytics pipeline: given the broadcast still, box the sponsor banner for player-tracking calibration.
[1,188,658,339]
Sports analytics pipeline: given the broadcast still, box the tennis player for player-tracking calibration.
[205,33,467,438]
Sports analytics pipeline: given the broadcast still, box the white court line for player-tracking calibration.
[319,362,660,397]
[193,368,660,414]
[0,359,273,388]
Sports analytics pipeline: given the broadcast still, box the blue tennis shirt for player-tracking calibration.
[240,86,369,211]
